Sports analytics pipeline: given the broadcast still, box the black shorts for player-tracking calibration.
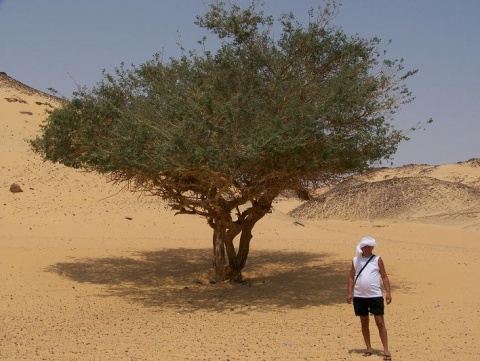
[353,297,384,316]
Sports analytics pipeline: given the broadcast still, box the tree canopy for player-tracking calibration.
[31,1,418,281]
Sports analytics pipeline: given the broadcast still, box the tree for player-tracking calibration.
[31,1,418,282]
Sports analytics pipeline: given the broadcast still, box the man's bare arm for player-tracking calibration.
[379,257,392,304]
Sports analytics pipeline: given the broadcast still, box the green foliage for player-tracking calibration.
[47,87,59,95]
[31,0,416,218]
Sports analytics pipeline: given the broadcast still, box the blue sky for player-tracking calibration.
[1,0,479,166]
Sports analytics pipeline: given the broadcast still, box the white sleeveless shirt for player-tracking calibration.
[353,255,383,298]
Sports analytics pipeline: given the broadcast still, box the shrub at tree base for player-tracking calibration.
[31,1,418,282]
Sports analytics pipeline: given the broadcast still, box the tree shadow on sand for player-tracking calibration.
[48,248,356,312]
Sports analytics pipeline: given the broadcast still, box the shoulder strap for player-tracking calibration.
[354,254,375,284]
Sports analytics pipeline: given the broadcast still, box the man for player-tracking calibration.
[347,236,392,360]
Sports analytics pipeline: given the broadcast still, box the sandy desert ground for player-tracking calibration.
[1,72,479,360]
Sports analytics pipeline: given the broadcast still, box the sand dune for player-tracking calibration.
[290,176,480,229]
[350,160,480,189]
[1,73,479,360]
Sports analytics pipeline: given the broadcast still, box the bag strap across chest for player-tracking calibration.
[354,254,375,284]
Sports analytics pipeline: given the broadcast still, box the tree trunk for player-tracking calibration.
[212,222,229,282]
[210,197,273,282]
[211,219,243,282]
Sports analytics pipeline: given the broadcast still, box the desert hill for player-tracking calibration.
[0,72,61,101]
[289,176,480,228]
[289,158,480,228]
[1,72,192,240]
[346,159,480,189]
[1,72,60,168]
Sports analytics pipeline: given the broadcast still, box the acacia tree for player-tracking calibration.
[31,1,417,282]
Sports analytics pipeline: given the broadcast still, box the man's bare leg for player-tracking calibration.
[360,316,373,354]
[374,315,391,358]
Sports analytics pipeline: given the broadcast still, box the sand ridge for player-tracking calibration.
[290,176,480,228]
